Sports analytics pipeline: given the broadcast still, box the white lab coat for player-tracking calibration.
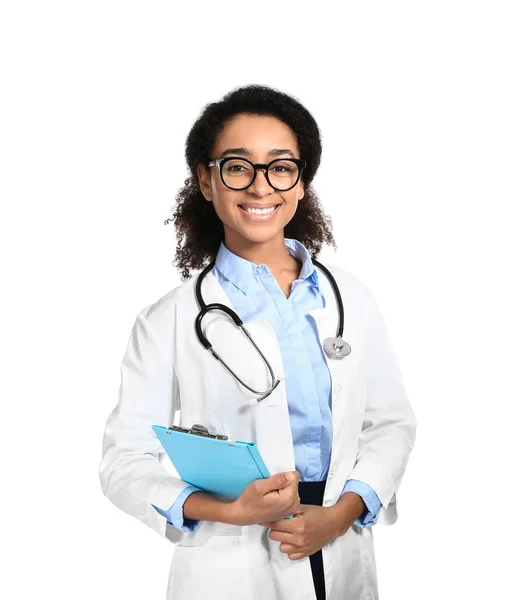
[99,262,417,600]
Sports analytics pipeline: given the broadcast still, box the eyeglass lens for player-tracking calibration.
[221,159,300,191]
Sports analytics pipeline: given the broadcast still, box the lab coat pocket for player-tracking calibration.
[168,536,249,600]
[327,525,376,599]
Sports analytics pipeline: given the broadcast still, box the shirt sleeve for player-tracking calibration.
[341,479,382,528]
[151,485,203,533]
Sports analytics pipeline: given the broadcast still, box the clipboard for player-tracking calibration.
[152,423,294,518]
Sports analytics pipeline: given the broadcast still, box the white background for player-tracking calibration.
[1,1,516,598]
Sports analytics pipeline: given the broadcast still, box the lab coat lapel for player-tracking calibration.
[309,266,359,477]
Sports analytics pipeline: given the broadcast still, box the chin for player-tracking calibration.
[232,227,285,246]
[243,235,280,246]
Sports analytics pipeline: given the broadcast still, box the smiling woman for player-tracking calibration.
[99,83,417,600]
[197,112,311,252]
[170,84,335,281]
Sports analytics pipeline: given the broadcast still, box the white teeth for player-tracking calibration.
[244,206,277,215]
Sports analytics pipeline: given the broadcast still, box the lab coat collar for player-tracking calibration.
[213,238,320,296]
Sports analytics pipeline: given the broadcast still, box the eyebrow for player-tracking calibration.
[220,147,296,158]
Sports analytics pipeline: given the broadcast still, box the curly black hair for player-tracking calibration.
[168,84,336,280]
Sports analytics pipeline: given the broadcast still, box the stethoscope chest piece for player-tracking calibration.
[323,337,352,360]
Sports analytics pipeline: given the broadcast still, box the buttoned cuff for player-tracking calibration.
[342,479,382,528]
[151,485,203,533]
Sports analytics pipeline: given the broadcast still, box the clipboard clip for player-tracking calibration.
[168,423,229,441]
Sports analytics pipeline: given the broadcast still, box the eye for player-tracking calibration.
[223,159,252,174]
[271,163,295,173]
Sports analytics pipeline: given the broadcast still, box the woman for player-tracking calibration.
[99,84,417,600]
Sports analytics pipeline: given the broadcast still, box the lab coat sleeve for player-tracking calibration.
[341,479,382,528]
[99,309,198,544]
[345,288,417,526]
[151,485,203,533]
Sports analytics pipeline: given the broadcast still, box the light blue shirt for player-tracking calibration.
[152,238,381,532]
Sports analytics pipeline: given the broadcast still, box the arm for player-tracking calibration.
[337,289,417,527]
[99,309,200,543]
[151,485,204,533]
[342,479,382,527]
[182,491,236,523]
[327,480,382,536]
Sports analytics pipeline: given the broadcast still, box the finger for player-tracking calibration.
[269,530,297,544]
[279,542,300,555]
[268,519,296,533]
[288,552,306,561]
[260,472,295,494]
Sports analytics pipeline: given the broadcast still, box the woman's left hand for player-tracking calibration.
[259,504,342,561]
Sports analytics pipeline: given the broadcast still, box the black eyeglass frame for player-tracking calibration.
[207,156,307,192]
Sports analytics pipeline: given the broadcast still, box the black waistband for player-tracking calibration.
[298,480,327,507]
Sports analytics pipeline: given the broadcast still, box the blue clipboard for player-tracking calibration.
[152,423,294,519]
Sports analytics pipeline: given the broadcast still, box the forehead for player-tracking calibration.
[213,114,299,154]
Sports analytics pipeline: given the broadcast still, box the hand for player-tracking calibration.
[230,471,301,527]
[259,504,342,561]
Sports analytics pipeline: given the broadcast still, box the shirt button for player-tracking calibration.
[323,544,330,551]
[334,384,342,396]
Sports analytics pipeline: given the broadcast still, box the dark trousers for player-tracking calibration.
[298,480,327,600]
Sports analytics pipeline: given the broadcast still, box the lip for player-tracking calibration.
[238,204,281,221]
[239,203,279,209]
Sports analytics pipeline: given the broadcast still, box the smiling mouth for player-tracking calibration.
[238,204,281,215]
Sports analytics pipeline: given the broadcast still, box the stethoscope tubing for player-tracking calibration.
[194,257,348,401]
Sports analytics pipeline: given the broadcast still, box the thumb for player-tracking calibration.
[263,471,295,493]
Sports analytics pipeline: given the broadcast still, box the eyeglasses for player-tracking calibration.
[207,156,306,192]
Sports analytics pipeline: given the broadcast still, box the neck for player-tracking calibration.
[223,231,292,271]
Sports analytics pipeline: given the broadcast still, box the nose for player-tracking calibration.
[248,168,273,196]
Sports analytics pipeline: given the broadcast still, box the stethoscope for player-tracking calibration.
[195,259,352,402]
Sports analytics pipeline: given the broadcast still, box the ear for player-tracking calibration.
[298,181,305,201]
[197,163,212,202]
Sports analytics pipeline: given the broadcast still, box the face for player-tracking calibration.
[197,113,305,249]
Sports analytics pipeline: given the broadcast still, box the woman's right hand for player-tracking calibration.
[230,471,301,526]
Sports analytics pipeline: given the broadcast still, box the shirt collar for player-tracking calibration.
[214,237,321,295]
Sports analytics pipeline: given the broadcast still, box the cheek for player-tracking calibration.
[283,194,300,218]
[211,194,236,223]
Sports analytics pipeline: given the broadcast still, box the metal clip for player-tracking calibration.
[168,423,228,441]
